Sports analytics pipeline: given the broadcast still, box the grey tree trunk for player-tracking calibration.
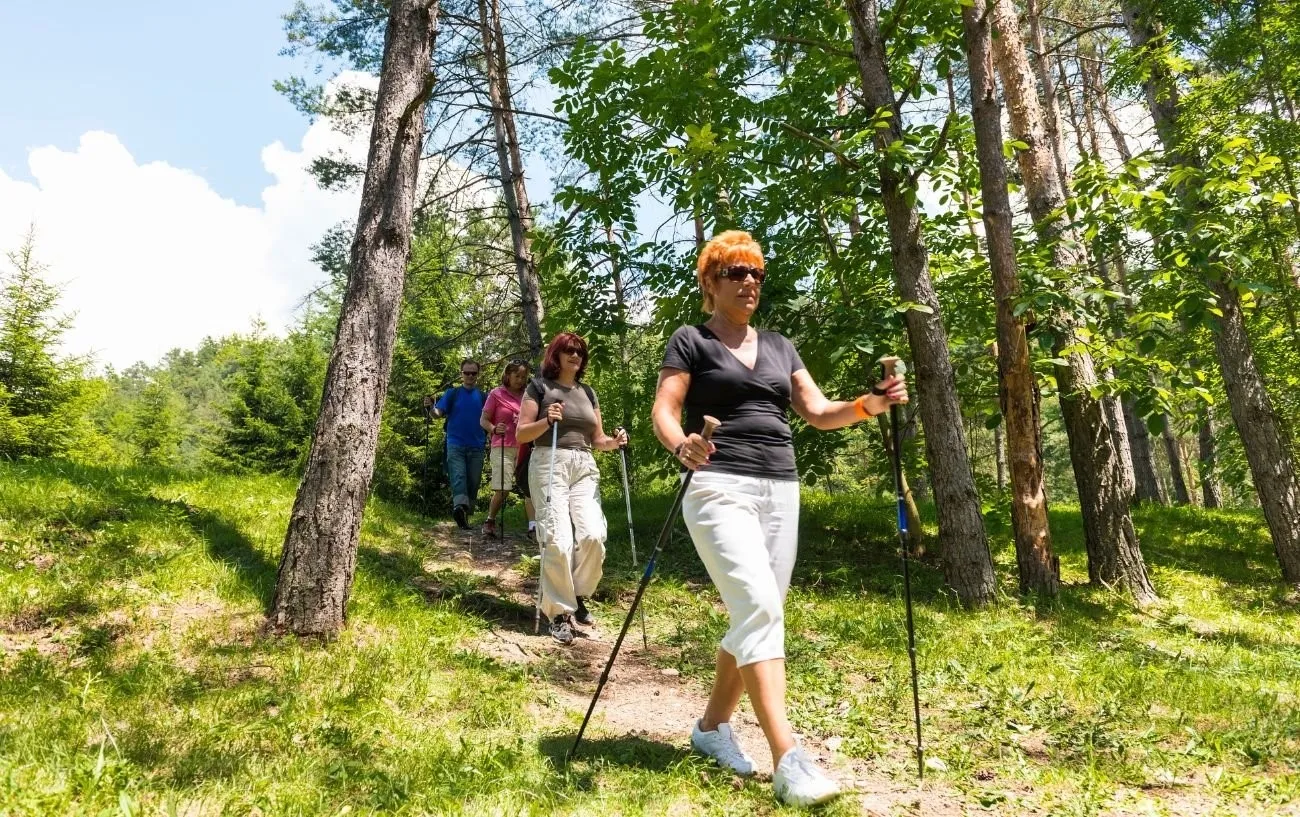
[271,0,439,637]
[847,0,996,607]
[962,0,1058,596]
[1124,397,1167,504]
[1025,0,1070,186]
[1125,1,1300,585]
[1199,409,1224,509]
[990,0,1154,602]
[478,0,544,360]
[1161,414,1191,504]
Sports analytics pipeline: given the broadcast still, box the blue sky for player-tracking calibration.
[1,1,310,207]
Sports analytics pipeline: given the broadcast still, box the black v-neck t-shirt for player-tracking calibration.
[661,324,806,480]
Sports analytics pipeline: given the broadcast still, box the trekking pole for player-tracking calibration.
[569,416,720,762]
[498,431,507,542]
[534,417,560,634]
[880,355,923,780]
[613,427,647,650]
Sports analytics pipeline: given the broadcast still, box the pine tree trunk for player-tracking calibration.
[847,0,995,607]
[1124,396,1166,503]
[1025,0,1070,185]
[1125,1,1300,585]
[478,0,544,360]
[962,0,1057,595]
[1199,408,1224,509]
[1161,414,1191,504]
[990,0,1154,602]
[271,0,439,637]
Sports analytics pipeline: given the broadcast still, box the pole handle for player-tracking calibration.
[700,415,721,440]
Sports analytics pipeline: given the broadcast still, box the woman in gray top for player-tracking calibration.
[517,332,628,644]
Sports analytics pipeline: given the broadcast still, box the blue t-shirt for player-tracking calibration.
[436,386,487,448]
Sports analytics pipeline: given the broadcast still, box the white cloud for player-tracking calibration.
[0,77,373,371]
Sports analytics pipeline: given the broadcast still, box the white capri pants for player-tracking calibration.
[529,446,607,621]
[681,470,800,667]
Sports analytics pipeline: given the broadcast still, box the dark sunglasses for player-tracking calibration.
[717,265,766,284]
[560,346,585,356]
[461,370,479,376]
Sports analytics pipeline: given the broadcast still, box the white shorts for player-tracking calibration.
[681,470,800,667]
[488,445,518,491]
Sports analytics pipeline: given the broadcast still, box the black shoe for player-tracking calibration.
[550,614,574,645]
[452,505,470,530]
[575,597,594,626]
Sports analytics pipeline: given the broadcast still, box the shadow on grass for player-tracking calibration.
[167,500,278,610]
[540,733,686,774]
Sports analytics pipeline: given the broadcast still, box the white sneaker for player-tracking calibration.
[690,721,756,776]
[773,746,842,807]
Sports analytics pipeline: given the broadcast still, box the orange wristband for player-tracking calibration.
[854,395,872,420]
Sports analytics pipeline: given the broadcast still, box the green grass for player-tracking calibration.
[1,460,1297,815]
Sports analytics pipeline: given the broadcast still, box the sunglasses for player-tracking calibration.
[717,265,766,284]
[462,370,479,376]
[560,346,585,356]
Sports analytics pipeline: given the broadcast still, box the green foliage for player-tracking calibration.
[0,230,94,460]
[0,462,1296,814]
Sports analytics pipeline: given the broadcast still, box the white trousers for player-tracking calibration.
[681,470,800,667]
[529,447,607,620]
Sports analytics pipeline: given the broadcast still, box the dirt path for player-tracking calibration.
[414,521,1294,817]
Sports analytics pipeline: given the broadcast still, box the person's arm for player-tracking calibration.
[652,368,715,470]
[790,369,908,430]
[516,395,564,444]
[480,391,506,435]
[590,407,629,452]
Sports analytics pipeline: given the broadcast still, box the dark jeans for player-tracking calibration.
[446,443,485,511]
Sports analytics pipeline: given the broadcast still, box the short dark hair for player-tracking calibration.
[541,333,588,380]
[460,358,480,373]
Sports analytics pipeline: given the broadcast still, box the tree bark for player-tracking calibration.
[478,0,544,360]
[994,423,1008,491]
[1199,408,1224,509]
[1124,396,1166,504]
[1025,0,1071,186]
[1161,413,1191,504]
[271,0,439,637]
[990,0,1154,602]
[1125,1,1300,585]
[962,0,1058,596]
[847,0,996,607]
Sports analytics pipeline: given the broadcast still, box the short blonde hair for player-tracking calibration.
[696,230,765,313]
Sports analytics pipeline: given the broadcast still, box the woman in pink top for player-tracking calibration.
[480,360,536,537]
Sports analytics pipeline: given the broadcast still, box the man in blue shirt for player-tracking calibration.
[434,359,488,529]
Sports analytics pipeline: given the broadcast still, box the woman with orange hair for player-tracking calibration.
[652,230,907,807]
[517,332,628,645]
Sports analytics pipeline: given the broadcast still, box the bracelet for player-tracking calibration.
[854,395,873,420]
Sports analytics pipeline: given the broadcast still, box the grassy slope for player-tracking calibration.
[0,460,1296,816]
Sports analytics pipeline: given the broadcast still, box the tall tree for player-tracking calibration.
[962,0,1059,596]
[1124,1,1300,585]
[271,0,440,636]
[477,0,545,360]
[846,0,997,607]
[989,0,1155,602]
